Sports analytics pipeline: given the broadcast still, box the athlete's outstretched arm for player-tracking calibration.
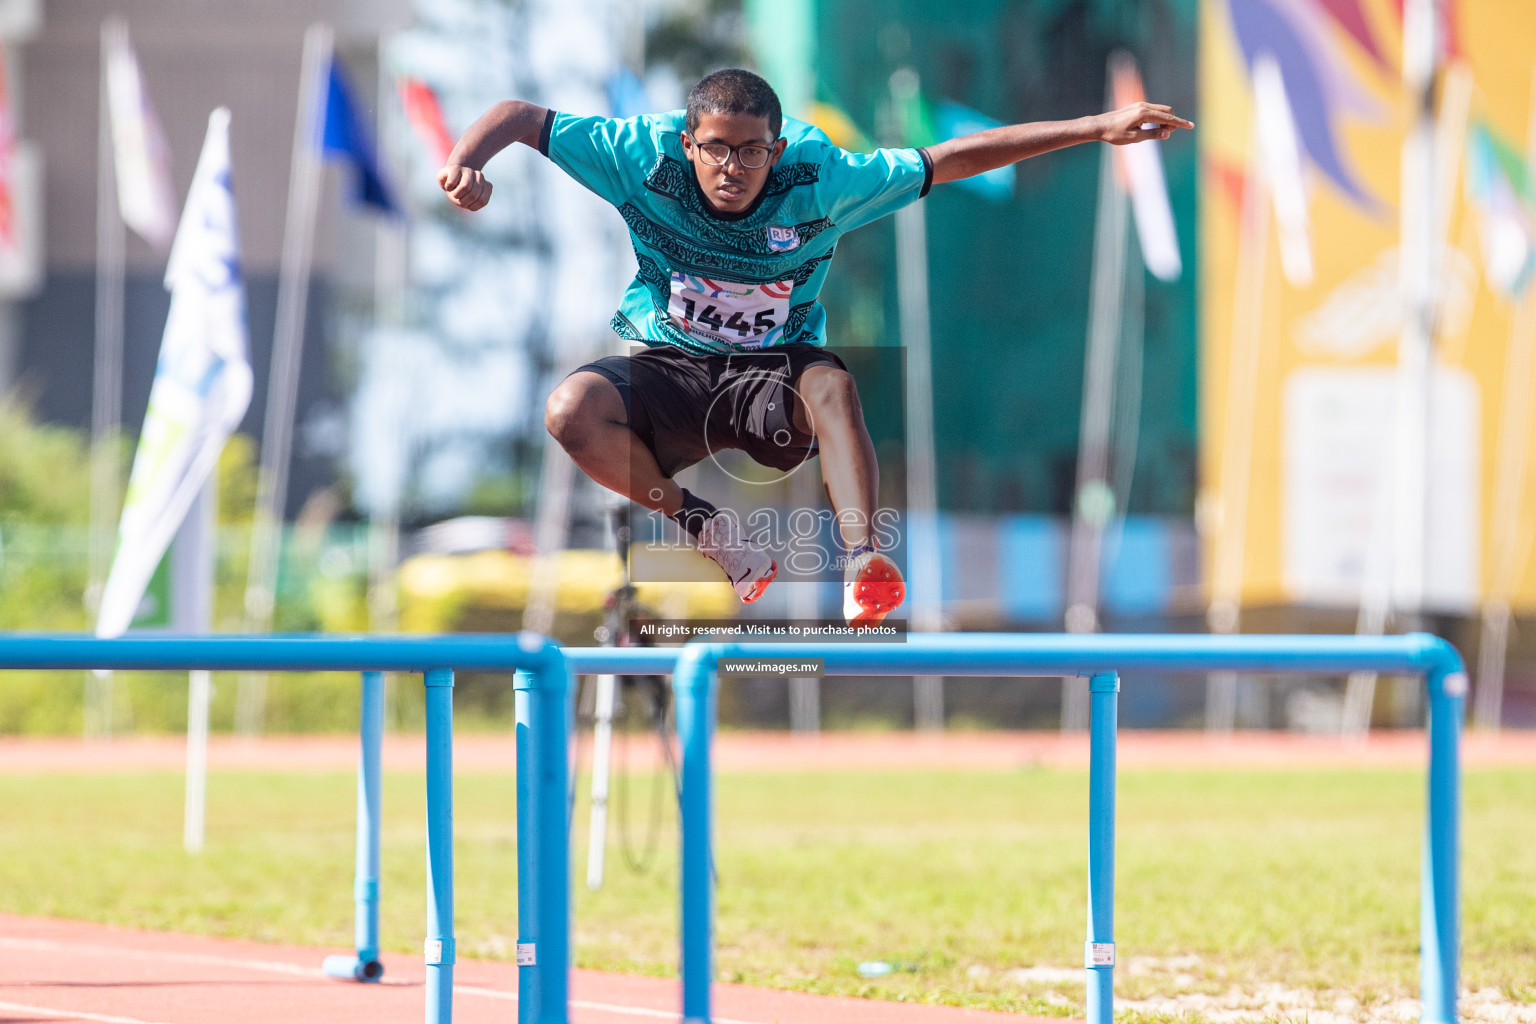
[437,100,551,211]
[926,101,1192,185]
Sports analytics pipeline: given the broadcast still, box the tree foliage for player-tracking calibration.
[645,0,750,84]
[0,398,101,525]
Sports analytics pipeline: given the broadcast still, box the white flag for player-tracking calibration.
[97,109,252,639]
[105,19,177,250]
[1110,53,1181,282]
[1252,54,1315,288]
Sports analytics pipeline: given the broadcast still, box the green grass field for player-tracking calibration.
[0,763,1531,1019]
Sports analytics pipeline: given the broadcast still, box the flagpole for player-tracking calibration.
[174,480,216,853]
[369,35,405,641]
[521,0,615,637]
[88,19,128,740]
[888,66,944,731]
[1341,61,1471,737]
[787,464,822,732]
[521,438,576,635]
[94,104,250,835]
[374,37,407,335]
[1392,0,1441,625]
[1474,67,1536,733]
[365,36,409,737]
[1205,115,1271,735]
[895,191,945,731]
[1063,63,1130,732]
[1476,290,1536,733]
[238,22,334,735]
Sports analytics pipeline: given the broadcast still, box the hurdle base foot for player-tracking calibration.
[321,954,384,982]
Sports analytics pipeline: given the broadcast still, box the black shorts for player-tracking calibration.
[572,343,848,478]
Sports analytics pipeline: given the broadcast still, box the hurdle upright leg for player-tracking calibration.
[424,668,456,1023]
[1085,672,1119,1024]
[676,646,717,1024]
[1420,665,1465,1024]
[356,671,385,974]
[323,670,386,982]
[515,657,573,1024]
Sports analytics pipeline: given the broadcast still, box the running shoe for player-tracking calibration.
[842,548,906,627]
[697,512,777,603]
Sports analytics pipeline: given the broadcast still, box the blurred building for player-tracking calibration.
[9,0,408,517]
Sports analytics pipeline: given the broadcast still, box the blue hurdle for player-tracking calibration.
[0,633,575,1024]
[566,632,1467,1024]
[0,632,1466,1024]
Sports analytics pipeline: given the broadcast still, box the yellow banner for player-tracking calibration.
[1200,0,1536,613]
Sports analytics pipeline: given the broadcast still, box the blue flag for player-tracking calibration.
[606,66,650,119]
[320,57,396,213]
[935,100,1014,203]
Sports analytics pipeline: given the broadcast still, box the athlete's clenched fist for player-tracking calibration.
[437,164,492,211]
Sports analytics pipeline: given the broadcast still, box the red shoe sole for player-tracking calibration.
[850,565,906,627]
[741,561,777,604]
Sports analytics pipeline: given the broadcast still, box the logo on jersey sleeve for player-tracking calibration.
[766,225,801,253]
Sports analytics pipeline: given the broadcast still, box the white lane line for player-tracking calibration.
[453,983,760,1024]
[0,999,178,1024]
[574,998,759,1024]
[450,985,516,1001]
[573,1000,760,1024]
[0,937,407,986]
[0,937,766,1024]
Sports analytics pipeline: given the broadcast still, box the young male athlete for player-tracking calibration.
[439,69,1190,625]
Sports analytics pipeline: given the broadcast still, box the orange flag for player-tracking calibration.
[398,76,455,167]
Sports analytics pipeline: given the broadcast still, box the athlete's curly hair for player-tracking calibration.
[685,68,782,137]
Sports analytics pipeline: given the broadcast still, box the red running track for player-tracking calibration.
[0,914,1063,1024]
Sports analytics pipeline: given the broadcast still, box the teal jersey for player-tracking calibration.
[538,109,932,354]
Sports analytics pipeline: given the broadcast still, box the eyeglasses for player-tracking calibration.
[686,132,776,170]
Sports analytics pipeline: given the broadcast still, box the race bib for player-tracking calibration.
[668,273,791,350]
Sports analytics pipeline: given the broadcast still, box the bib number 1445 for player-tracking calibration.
[668,273,791,349]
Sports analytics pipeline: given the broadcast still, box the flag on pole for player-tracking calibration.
[891,76,1014,203]
[1389,0,1462,62]
[1466,119,1536,298]
[398,75,455,167]
[1109,53,1182,281]
[97,108,252,639]
[934,100,1015,203]
[807,99,873,151]
[606,66,650,120]
[104,19,177,250]
[0,44,18,255]
[1251,53,1315,287]
[320,54,397,213]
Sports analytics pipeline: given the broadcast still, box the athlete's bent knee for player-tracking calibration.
[545,379,602,451]
[798,367,862,422]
